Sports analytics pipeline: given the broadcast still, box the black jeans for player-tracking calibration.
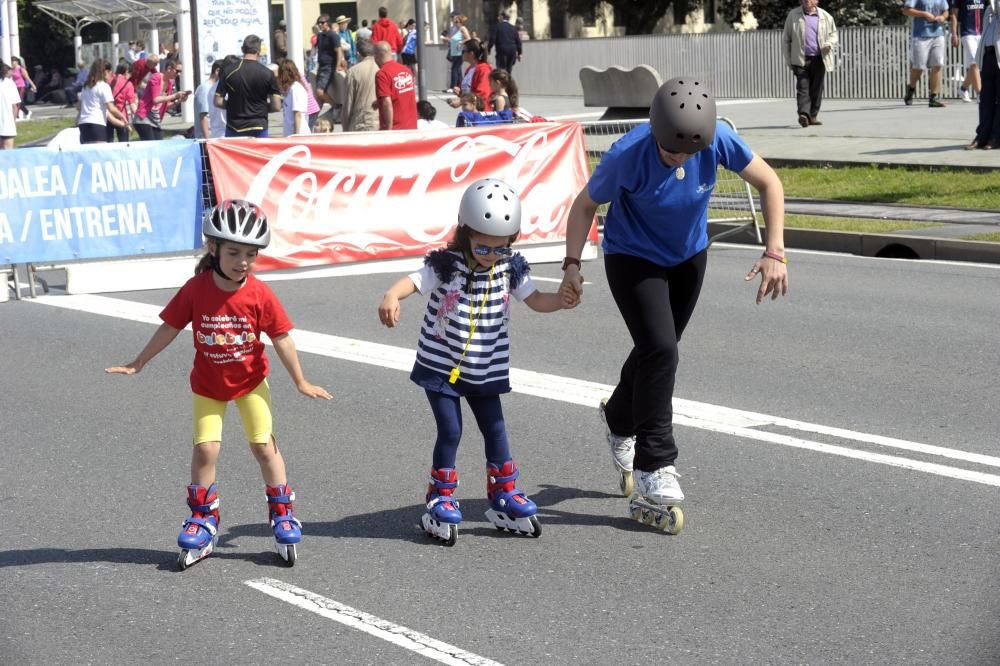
[603,250,708,471]
[792,56,826,118]
[134,123,162,141]
[496,50,517,74]
[976,47,1000,145]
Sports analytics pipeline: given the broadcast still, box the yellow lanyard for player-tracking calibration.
[449,263,495,384]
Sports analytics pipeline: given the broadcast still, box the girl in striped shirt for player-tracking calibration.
[378,178,577,546]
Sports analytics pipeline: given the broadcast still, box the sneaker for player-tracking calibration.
[928,95,946,108]
[633,466,684,504]
[797,113,809,128]
[961,88,972,103]
[599,398,635,473]
[904,86,915,106]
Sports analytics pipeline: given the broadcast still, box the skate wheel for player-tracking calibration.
[444,524,457,547]
[663,507,684,535]
[528,516,542,538]
[285,544,297,567]
[177,550,189,571]
[619,471,634,497]
[642,509,656,526]
[495,525,505,532]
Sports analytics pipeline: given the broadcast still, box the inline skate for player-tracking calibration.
[422,468,461,546]
[177,483,220,570]
[266,484,302,566]
[599,398,636,496]
[628,465,684,534]
[485,461,541,537]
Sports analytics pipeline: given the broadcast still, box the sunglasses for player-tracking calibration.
[472,244,513,257]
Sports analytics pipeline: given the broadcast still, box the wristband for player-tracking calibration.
[561,256,581,271]
[762,250,787,264]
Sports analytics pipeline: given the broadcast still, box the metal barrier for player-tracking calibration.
[579,117,761,245]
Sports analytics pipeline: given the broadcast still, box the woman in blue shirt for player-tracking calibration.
[559,77,788,512]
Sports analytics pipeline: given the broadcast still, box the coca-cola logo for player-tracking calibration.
[214,124,586,266]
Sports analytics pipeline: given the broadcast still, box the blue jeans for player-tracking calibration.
[425,390,511,469]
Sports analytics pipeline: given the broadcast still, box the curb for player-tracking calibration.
[763,157,998,174]
[708,222,1000,265]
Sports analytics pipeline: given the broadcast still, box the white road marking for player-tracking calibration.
[245,578,504,666]
[34,293,1000,488]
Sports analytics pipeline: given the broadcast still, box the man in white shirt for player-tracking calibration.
[193,60,224,139]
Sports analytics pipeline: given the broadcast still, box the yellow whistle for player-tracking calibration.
[448,368,460,384]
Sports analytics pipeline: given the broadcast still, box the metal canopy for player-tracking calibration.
[34,0,177,28]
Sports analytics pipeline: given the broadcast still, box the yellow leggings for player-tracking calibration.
[192,379,273,445]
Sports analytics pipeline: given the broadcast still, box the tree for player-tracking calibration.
[561,0,679,36]
[748,0,908,30]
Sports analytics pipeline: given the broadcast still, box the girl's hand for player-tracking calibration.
[378,294,401,327]
[297,381,332,400]
[105,361,141,375]
[745,256,789,304]
[559,265,584,302]
[559,281,581,309]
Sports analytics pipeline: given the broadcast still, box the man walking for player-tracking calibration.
[488,12,522,74]
[950,0,986,102]
[782,0,838,127]
[371,7,403,56]
[374,41,416,130]
[214,34,282,137]
[315,14,344,108]
[902,0,950,107]
[342,39,379,132]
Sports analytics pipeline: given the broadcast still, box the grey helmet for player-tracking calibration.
[649,77,717,154]
[457,178,522,237]
[203,199,270,248]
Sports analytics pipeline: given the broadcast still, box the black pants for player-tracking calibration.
[976,47,1000,145]
[602,250,708,471]
[792,56,826,118]
[105,123,129,143]
[496,50,517,74]
[134,123,162,141]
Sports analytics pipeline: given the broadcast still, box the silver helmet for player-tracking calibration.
[202,199,270,248]
[457,178,522,237]
[649,77,717,154]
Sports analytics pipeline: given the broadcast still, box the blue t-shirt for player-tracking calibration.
[906,0,949,38]
[950,0,986,36]
[588,121,753,268]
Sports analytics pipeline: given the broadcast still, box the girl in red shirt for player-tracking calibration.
[107,200,331,569]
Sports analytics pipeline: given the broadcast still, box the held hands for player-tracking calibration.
[378,293,401,328]
[297,380,332,400]
[745,254,789,304]
[559,265,584,309]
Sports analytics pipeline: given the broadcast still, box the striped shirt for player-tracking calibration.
[409,250,536,396]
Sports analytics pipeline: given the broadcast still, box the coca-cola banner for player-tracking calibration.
[205,122,595,272]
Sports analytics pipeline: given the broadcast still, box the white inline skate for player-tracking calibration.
[599,398,636,496]
[628,465,684,534]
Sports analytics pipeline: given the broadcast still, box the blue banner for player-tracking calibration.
[0,141,203,264]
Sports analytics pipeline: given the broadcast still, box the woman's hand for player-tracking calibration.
[745,255,789,304]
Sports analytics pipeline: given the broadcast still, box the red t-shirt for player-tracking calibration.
[160,271,293,401]
[375,61,417,130]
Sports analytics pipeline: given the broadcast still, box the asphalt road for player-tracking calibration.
[2,245,998,664]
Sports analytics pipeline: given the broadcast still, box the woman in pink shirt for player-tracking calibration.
[10,56,36,120]
[107,62,137,142]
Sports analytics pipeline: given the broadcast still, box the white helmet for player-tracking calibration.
[203,199,270,248]
[457,178,522,237]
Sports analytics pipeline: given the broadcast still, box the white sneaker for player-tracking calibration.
[961,89,972,103]
[599,399,635,472]
[633,466,684,504]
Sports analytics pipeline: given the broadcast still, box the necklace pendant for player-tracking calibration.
[676,167,686,181]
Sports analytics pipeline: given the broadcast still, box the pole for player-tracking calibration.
[148,22,159,57]
[8,0,19,59]
[0,0,11,64]
[286,0,304,74]
[414,0,426,101]
[74,32,82,67]
[178,0,194,123]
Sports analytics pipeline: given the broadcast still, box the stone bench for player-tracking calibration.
[579,65,663,121]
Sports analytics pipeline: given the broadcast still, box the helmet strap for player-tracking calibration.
[211,252,247,284]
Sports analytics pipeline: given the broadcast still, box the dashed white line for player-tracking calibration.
[245,578,504,666]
